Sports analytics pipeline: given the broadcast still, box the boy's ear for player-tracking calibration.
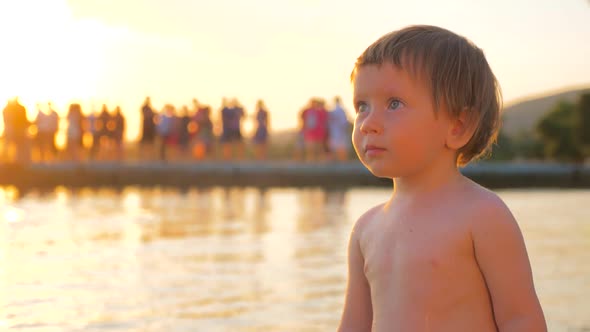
[445,108,477,150]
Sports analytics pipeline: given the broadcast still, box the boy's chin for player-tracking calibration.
[363,163,396,179]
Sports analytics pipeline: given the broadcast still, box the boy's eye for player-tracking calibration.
[388,99,404,111]
[355,102,369,113]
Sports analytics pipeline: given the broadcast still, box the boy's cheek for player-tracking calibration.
[351,131,364,156]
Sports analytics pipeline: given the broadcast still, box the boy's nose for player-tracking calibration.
[359,112,383,135]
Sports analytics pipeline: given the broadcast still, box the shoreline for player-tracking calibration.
[0,161,589,189]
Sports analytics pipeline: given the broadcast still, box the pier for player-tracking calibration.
[0,161,589,189]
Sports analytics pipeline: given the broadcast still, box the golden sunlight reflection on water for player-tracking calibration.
[0,186,588,331]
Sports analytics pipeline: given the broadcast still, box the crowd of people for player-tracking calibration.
[1,98,126,163]
[295,96,351,162]
[137,97,267,161]
[1,95,353,164]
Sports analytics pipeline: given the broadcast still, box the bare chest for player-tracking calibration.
[361,216,473,298]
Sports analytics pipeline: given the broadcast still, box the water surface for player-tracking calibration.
[0,187,588,331]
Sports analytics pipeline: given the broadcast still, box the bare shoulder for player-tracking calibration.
[351,203,386,239]
[460,180,519,235]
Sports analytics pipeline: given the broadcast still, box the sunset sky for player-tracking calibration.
[0,0,588,142]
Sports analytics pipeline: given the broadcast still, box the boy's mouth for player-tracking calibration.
[364,145,387,156]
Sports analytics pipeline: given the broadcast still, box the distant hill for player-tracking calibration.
[502,86,590,137]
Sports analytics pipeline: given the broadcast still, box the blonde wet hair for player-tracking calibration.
[351,25,502,166]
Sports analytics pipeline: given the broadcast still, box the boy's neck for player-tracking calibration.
[391,158,466,202]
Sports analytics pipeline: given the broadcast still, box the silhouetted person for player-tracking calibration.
[87,108,99,160]
[293,103,307,161]
[46,103,59,156]
[328,96,351,161]
[157,104,175,161]
[140,97,157,160]
[35,103,59,162]
[2,97,31,164]
[220,98,245,160]
[113,106,125,161]
[66,103,84,162]
[96,105,111,160]
[193,102,214,160]
[302,98,328,162]
[252,99,270,160]
[178,105,191,159]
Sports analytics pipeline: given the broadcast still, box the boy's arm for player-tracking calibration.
[472,198,547,332]
[337,220,373,332]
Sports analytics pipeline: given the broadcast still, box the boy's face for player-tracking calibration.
[352,63,453,178]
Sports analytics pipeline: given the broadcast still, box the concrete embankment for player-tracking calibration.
[0,161,588,189]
